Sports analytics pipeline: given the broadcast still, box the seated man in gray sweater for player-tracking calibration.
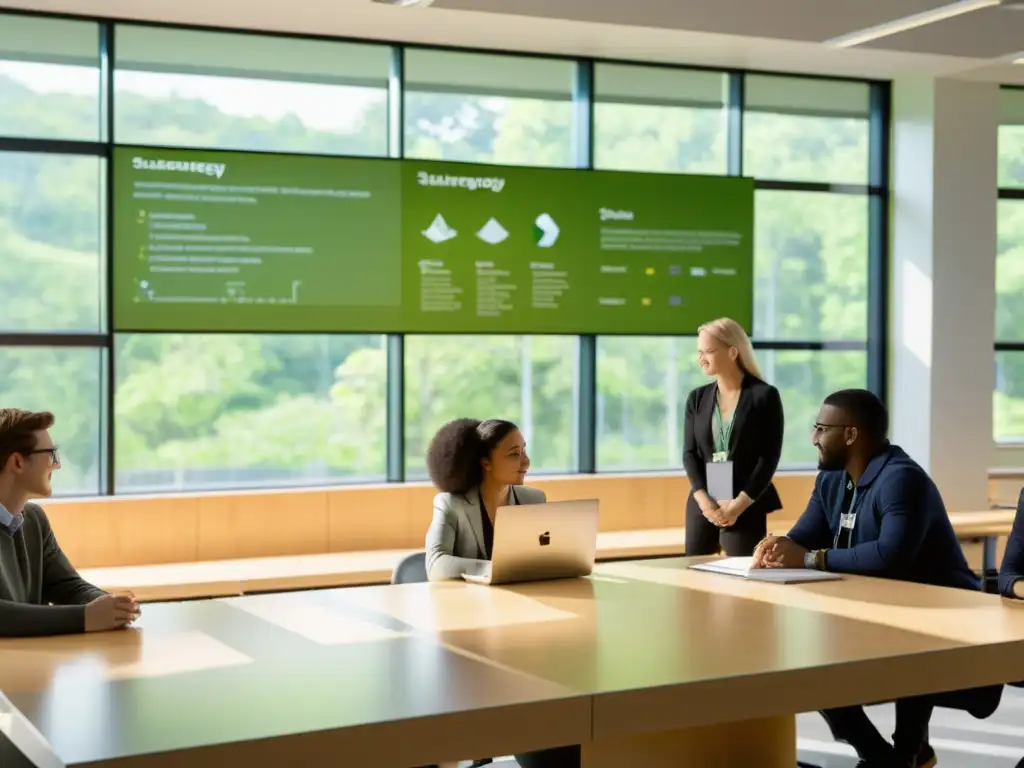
[0,408,140,636]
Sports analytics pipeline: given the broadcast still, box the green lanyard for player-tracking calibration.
[713,398,734,457]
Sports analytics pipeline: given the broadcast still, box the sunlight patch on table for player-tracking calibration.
[225,595,407,644]
[336,583,581,632]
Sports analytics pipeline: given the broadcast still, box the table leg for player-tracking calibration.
[582,715,796,768]
[983,536,997,576]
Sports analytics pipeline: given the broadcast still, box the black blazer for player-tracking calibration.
[682,374,784,516]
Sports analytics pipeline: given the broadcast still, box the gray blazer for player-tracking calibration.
[424,485,547,581]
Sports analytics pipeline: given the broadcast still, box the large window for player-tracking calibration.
[743,75,870,186]
[401,51,580,480]
[403,49,575,167]
[0,346,103,495]
[404,335,578,479]
[754,190,868,341]
[0,14,107,496]
[593,64,728,175]
[596,337,703,471]
[114,26,390,156]
[595,69,877,471]
[0,152,104,333]
[743,76,873,460]
[0,16,102,141]
[0,13,889,496]
[115,334,387,492]
[995,88,1024,441]
[596,341,865,470]
[998,88,1024,190]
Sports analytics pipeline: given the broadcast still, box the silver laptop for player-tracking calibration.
[461,499,599,586]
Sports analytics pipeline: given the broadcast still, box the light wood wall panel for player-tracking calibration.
[196,488,331,560]
[43,473,821,568]
[327,484,437,552]
[44,495,201,567]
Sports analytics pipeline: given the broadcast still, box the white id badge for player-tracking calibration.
[706,460,734,503]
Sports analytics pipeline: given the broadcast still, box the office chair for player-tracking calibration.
[391,552,428,585]
[393,553,492,768]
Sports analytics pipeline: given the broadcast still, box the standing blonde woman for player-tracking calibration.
[682,317,785,556]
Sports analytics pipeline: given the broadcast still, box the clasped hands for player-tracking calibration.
[698,493,750,528]
[751,535,808,569]
[84,591,142,633]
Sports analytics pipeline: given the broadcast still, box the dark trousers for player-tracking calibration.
[514,745,581,768]
[685,498,767,557]
[821,685,1003,762]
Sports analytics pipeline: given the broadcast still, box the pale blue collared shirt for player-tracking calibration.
[0,502,24,536]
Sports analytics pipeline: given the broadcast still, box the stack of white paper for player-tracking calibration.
[690,557,842,583]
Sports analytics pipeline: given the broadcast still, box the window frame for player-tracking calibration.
[994,85,1024,444]
[0,9,890,492]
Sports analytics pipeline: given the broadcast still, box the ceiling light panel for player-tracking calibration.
[825,0,1001,47]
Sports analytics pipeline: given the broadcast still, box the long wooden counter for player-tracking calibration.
[32,472,1015,602]
[77,527,695,602]
[44,473,1019,572]
[77,510,1015,603]
[3,558,1024,767]
[43,472,819,569]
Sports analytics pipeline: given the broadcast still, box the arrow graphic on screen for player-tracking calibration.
[534,213,560,247]
[422,214,457,243]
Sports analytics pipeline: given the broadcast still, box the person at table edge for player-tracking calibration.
[753,389,1001,768]
[0,408,140,637]
[999,488,1024,600]
[423,416,581,768]
[683,317,785,557]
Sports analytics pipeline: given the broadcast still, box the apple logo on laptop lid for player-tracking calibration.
[538,531,551,546]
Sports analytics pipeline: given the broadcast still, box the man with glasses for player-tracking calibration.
[0,408,140,636]
[753,389,999,768]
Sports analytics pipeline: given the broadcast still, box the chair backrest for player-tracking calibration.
[392,552,428,585]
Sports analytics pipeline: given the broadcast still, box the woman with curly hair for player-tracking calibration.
[424,417,545,582]
[423,417,580,768]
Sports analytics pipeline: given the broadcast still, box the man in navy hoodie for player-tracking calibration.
[754,389,1001,768]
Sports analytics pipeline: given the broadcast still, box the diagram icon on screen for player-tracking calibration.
[534,213,560,247]
[477,217,510,245]
[422,214,458,243]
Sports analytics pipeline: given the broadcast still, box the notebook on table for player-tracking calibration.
[690,556,843,584]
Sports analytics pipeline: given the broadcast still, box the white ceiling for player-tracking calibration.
[0,0,1022,85]
[435,0,959,45]
[870,5,1024,58]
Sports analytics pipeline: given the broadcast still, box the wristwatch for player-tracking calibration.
[804,549,828,571]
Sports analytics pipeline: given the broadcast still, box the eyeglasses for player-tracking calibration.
[811,423,853,436]
[24,446,60,466]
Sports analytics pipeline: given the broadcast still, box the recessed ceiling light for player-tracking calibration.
[825,0,1001,48]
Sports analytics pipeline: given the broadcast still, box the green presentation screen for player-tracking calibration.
[113,147,754,335]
